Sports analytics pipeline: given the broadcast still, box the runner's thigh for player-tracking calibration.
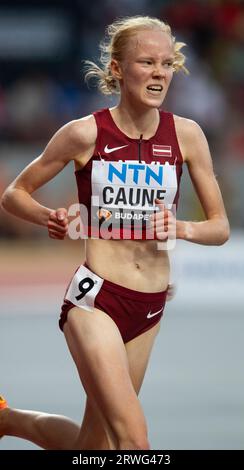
[125,321,161,394]
[63,306,147,437]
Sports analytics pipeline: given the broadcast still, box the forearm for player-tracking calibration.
[1,187,52,227]
[177,218,230,246]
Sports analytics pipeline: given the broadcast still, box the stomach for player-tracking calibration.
[85,238,170,293]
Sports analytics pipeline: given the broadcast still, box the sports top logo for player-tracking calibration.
[104,144,129,154]
[108,162,163,186]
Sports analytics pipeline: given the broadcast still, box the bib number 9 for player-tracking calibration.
[75,277,95,301]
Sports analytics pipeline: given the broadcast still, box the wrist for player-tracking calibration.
[40,207,53,227]
[176,220,192,241]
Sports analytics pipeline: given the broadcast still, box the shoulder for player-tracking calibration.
[173,114,209,163]
[43,114,98,165]
[58,114,97,150]
[173,114,205,144]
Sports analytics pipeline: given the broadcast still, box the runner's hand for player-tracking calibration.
[47,208,69,240]
[150,198,176,241]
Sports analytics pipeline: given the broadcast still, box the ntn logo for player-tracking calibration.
[108,162,163,185]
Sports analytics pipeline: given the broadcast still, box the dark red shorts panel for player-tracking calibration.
[59,263,168,343]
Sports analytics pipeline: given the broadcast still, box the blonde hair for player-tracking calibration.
[84,16,188,95]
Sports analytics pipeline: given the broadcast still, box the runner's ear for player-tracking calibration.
[110,59,123,80]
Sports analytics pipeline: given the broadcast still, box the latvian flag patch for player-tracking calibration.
[152,145,172,157]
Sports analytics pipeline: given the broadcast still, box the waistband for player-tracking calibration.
[84,261,168,301]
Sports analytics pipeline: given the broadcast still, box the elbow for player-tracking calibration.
[1,189,9,211]
[217,220,230,245]
[1,187,14,213]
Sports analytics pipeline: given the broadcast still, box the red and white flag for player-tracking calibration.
[152,145,172,157]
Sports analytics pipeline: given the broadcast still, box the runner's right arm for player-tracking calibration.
[1,118,96,235]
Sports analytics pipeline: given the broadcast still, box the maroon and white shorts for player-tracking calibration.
[59,263,168,343]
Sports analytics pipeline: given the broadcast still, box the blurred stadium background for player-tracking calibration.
[0,0,243,450]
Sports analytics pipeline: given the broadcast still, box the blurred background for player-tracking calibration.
[0,0,243,450]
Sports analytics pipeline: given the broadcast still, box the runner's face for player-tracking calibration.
[119,30,174,108]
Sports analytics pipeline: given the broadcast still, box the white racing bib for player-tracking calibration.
[91,160,177,226]
[65,265,104,311]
